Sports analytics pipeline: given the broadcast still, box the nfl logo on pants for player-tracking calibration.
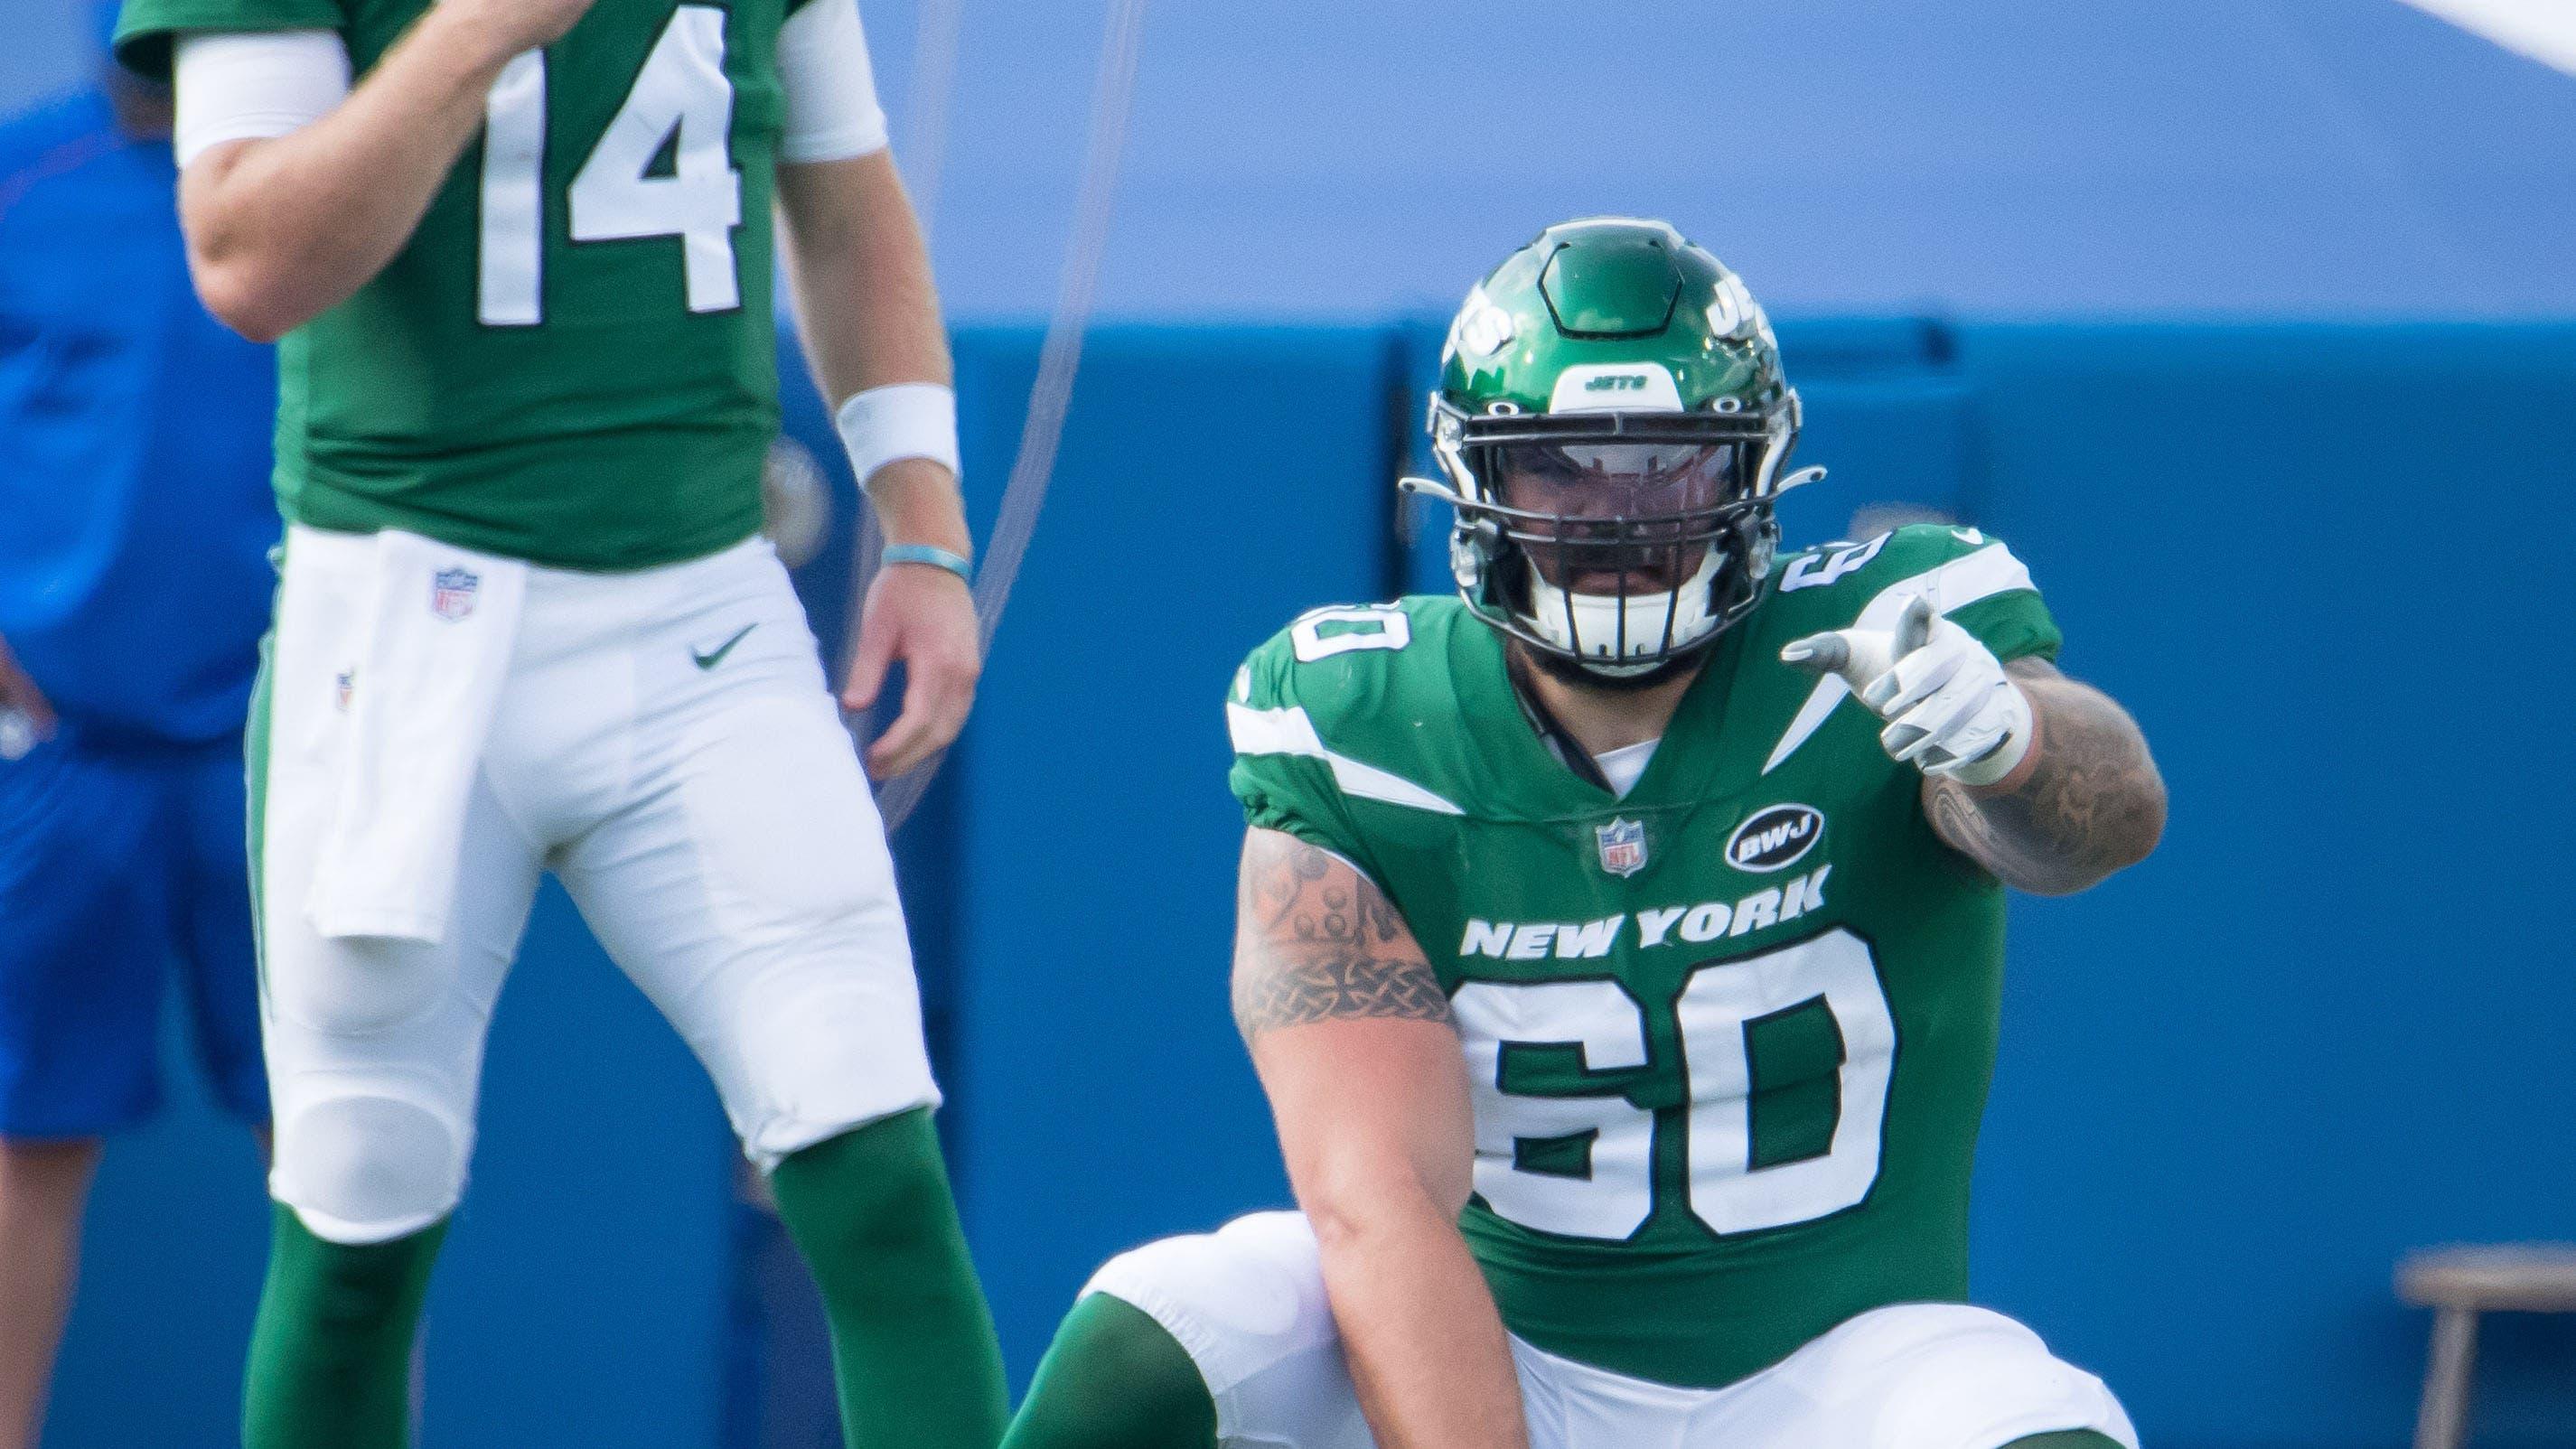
[1596,818,1648,877]
[430,567,481,622]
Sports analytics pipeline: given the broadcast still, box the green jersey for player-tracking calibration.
[117,0,810,569]
[1227,524,2062,1389]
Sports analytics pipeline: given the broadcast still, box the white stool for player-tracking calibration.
[2396,1243,2576,1449]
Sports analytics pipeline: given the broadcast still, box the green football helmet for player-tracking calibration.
[1404,218,1821,679]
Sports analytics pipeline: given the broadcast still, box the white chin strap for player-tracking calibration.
[1524,549,1723,677]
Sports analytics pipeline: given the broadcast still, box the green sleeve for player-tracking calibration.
[1224,636,1391,887]
[1934,526,2062,664]
[1949,582,2061,665]
[1844,525,2060,664]
[115,0,349,80]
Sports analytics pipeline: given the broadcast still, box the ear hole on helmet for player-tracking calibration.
[1451,518,1503,594]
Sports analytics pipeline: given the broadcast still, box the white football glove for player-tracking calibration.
[1781,594,2033,786]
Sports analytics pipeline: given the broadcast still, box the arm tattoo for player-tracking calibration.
[1924,659,2169,896]
[1232,830,1450,1039]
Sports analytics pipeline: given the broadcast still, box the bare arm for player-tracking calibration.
[776,153,950,447]
[773,153,979,778]
[1924,657,2167,895]
[774,152,967,558]
[1233,827,1528,1449]
[175,0,589,342]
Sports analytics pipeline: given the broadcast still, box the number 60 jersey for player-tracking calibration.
[1227,524,2064,1391]
[116,0,830,569]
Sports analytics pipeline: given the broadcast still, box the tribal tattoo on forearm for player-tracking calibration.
[1924,658,2169,896]
[1231,830,1451,1039]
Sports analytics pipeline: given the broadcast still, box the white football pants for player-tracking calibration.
[257,525,938,1245]
[1086,1212,2140,1449]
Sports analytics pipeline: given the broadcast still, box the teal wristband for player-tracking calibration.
[881,543,973,584]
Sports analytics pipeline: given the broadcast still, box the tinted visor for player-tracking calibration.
[1489,441,1742,593]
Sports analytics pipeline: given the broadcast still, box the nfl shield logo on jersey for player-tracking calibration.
[1595,818,1649,877]
[430,567,480,622]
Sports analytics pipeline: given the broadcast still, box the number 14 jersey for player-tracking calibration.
[1226,525,2064,1390]
[117,0,818,569]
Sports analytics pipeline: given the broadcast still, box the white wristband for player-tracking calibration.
[835,383,960,491]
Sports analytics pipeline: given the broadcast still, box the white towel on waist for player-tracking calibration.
[304,529,527,944]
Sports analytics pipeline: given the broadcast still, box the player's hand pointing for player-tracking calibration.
[1781,594,2033,786]
[842,554,981,780]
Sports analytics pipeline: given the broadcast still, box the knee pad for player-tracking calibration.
[271,1089,466,1245]
[1083,1212,1335,1392]
[1816,1306,2137,1449]
[1084,1214,1374,1447]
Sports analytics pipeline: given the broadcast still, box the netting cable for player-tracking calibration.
[897,0,966,239]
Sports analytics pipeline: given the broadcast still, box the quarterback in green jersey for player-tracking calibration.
[111,0,1003,1444]
[1001,220,2169,1449]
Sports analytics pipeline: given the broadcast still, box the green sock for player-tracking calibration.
[1001,1292,1216,1449]
[242,1203,445,1449]
[770,1108,1008,1449]
[2001,1435,2128,1449]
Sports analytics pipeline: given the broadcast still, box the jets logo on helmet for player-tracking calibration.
[1401,218,1823,681]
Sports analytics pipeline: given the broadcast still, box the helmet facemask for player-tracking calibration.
[1416,399,1794,680]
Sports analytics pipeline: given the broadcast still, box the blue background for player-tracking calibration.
[15,0,2576,320]
[10,1,2576,1445]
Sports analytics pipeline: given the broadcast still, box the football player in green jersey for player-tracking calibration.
[109,0,1005,1444]
[1000,220,2169,1449]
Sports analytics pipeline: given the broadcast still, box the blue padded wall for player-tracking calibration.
[1773,317,1980,529]
[1959,322,2576,1449]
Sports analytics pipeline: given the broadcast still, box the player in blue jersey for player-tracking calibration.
[0,9,277,1444]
